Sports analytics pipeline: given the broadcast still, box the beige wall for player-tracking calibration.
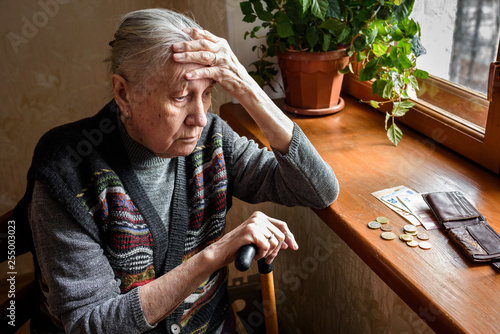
[1,1,434,333]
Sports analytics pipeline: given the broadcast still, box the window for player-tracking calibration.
[412,0,499,129]
[414,0,499,96]
[343,0,500,173]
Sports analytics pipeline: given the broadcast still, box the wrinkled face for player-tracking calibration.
[125,61,215,158]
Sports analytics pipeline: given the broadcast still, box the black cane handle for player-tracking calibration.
[235,244,273,274]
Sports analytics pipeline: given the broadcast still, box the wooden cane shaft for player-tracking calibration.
[260,272,279,334]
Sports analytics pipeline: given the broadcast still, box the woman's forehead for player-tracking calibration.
[157,61,213,91]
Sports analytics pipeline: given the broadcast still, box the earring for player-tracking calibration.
[124,111,130,120]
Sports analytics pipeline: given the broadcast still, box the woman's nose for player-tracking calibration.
[186,98,208,127]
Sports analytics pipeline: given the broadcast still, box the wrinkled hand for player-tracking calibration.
[215,211,299,266]
[171,28,256,100]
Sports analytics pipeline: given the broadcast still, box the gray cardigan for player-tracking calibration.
[26,102,339,333]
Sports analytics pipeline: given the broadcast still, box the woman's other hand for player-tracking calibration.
[210,211,299,267]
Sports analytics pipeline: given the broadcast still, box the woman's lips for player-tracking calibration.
[179,134,200,142]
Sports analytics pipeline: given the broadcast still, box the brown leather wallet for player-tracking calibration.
[422,191,500,268]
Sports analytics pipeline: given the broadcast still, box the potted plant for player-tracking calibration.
[240,0,428,146]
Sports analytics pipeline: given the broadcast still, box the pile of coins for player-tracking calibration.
[367,216,432,250]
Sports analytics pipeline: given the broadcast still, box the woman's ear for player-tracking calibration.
[112,74,131,115]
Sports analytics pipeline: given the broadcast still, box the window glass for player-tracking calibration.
[411,0,500,128]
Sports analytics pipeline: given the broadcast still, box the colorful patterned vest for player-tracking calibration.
[16,101,236,333]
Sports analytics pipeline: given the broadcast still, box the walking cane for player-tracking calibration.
[235,244,279,334]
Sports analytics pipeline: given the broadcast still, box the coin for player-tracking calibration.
[400,234,413,242]
[407,240,419,247]
[368,221,381,229]
[380,224,394,232]
[405,230,418,236]
[403,224,418,233]
[381,232,397,240]
[419,241,432,250]
[376,216,390,224]
[417,233,429,240]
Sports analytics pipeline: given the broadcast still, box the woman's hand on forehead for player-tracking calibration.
[171,28,256,99]
[173,28,294,156]
[171,28,222,70]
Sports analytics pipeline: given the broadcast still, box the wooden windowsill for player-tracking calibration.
[342,71,500,173]
[220,95,500,334]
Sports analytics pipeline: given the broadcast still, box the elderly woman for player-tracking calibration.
[15,8,339,334]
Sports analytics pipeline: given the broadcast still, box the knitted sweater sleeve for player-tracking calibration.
[228,122,339,208]
[29,181,155,334]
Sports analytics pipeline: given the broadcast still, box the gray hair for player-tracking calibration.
[108,8,202,88]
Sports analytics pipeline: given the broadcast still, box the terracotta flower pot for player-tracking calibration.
[277,49,349,116]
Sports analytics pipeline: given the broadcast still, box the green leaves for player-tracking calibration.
[312,0,329,20]
[382,100,414,146]
[322,31,331,51]
[252,0,274,21]
[241,1,257,23]
[248,59,281,92]
[399,53,412,69]
[353,34,368,52]
[370,100,380,109]
[393,0,415,23]
[398,39,412,55]
[300,0,329,20]
[326,0,342,19]
[385,103,407,147]
[411,35,426,57]
[359,58,379,81]
[376,8,391,20]
[387,123,403,146]
[372,42,388,57]
[414,69,429,79]
[336,25,351,44]
[275,12,294,38]
[244,26,262,39]
[240,0,427,146]
[306,26,320,49]
[399,17,418,36]
[372,79,393,99]
[339,62,353,74]
[393,100,415,117]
